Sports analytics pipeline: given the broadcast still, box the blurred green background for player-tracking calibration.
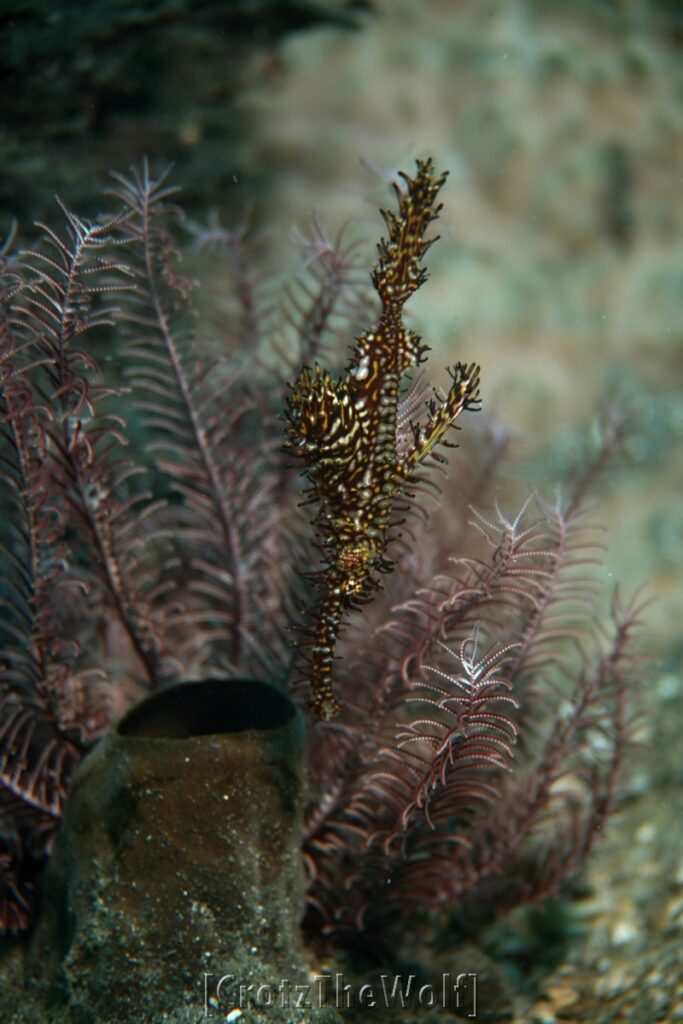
[3,2,682,1017]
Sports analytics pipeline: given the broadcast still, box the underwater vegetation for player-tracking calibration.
[0,158,641,957]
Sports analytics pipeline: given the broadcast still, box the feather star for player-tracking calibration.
[285,158,480,719]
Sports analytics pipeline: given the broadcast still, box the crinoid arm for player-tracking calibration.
[285,158,480,718]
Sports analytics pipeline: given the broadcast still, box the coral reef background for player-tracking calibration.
[2,1,682,1021]
[246,8,683,1016]
[243,7,683,1017]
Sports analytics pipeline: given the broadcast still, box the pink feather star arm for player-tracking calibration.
[285,158,481,719]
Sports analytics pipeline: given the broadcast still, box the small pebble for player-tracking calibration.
[611,919,639,945]
[635,822,656,844]
[544,984,578,1010]
[531,1000,557,1024]
[595,968,628,999]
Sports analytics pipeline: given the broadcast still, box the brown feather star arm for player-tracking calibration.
[284,158,481,719]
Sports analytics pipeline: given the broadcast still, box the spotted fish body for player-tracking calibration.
[285,159,480,719]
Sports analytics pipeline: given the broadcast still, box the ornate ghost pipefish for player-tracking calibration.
[285,158,480,719]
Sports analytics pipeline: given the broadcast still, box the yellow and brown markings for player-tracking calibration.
[285,158,480,719]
